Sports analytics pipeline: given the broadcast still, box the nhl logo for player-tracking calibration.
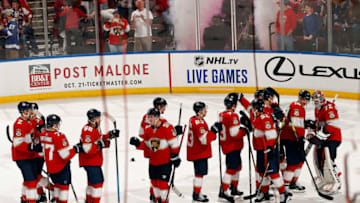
[194,56,204,66]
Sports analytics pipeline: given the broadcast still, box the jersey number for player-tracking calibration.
[42,143,54,161]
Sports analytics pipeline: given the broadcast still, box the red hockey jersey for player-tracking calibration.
[239,96,256,123]
[103,18,130,45]
[253,112,277,150]
[280,101,306,141]
[315,101,341,142]
[12,117,35,161]
[186,116,216,161]
[218,111,245,154]
[30,117,45,158]
[143,121,179,166]
[40,131,76,174]
[79,124,110,167]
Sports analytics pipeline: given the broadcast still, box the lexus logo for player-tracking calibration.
[265,56,296,82]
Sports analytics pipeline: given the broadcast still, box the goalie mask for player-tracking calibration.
[312,90,326,109]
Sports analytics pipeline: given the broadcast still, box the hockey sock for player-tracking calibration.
[57,184,69,203]
[53,184,60,202]
[283,165,297,185]
[260,176,270,193]
[231,170,239,189]
[158,180,169,202]
[86,185,93,203]
[291,162,304,183]
[280,158,287,174]
[21,182,27,201]
[269,173,285,194]
[193,175,203,194]
[222,169,236,191]
[151,179,160,201]
[91,182,103,203]
[36,175,44,196]
[150,185,154,198]
[25,180,37,203]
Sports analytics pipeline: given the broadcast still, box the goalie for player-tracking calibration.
[307,90,342,195]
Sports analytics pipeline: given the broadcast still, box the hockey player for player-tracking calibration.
[28,102,49,202]
[142,108,182,203]
[130,97,167,202]
[280,90,311,192]
[79,109,120,203]
[252,99,291,203]
[216,93,252,202]
[187,101,217,202]
[12,101,41,203]
[40,114,83,203]
[308,90,342,194]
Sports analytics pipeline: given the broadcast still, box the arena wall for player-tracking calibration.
[0,51,359,103]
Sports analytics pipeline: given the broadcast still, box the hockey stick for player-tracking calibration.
[290,122,333,200]
[243,162,270,200]
[6,125,13,143]
[102,112,120,203]
[166,124,187,201]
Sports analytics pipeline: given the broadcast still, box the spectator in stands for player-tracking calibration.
[131,0,153,51]
[12,0,39,56]
[302,2,321,51]
[0,8,20,59]
[203,15,230,50]
[117,0,135,21]
[59,0,94,54]
[104,9,130,53]
[344,3,360,49]
[275,0,297,51]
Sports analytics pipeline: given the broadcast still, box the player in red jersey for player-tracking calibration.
[187,101,217,202]
[28,102,51,202]
[252,99,291,203]
[79,109,119,203]
[308,90,342,194]
[130,97,167,202]
[142,108,182,203]
[280,90,311,192]
[13,101,41,203]
[217,93,252,203]
[40,114,83,203]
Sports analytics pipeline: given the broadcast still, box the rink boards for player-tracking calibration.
[0,51,359,103]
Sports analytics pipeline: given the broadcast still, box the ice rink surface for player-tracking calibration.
[0,93,359,203]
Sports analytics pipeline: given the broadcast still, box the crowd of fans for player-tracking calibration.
[0,0,38,59]
[1,0,359,59]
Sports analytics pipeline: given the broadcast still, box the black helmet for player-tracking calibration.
[251,99,265,113]
[87,109,101,121]
[224,93,238,109]
[193,101,206,114]
[17,101,31,114]
[254,89,264,99]
[30,102,39,110]
[153,97,167,108]
[147,107,160,117]
[47,114,61,128]
[299,90,310,100]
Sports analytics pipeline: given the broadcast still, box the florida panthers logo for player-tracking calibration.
[150,139,160,152]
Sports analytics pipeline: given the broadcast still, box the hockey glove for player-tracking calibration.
[29,143,42,152]
[210,122,223,134]
[304,119,316,129]
[109,129,120,139]
[271,105,284,121]
[174,125,183,135]
[239,111,253,132]
[170,154,181,168]
[130,137,141,147]
[73,142,84,153]
[307,132,325,146]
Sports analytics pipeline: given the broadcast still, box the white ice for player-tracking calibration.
[0,93,359,203]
